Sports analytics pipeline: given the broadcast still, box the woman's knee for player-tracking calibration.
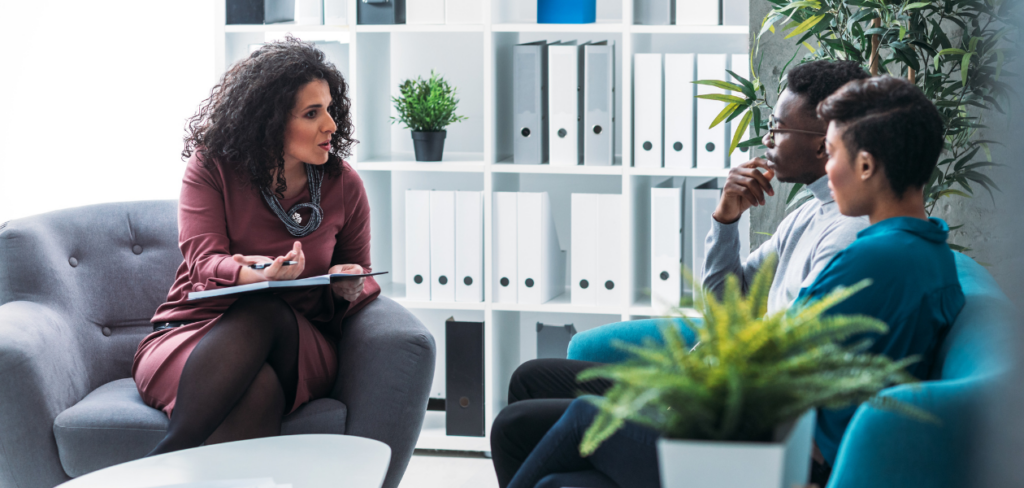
[224,295,296,335]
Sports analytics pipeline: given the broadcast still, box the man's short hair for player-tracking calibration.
[817,76,945,196]
[786,60,870,111]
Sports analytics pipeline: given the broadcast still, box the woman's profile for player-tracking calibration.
[132,37,379,455]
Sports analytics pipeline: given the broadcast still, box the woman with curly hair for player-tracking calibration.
[133,37,378,455]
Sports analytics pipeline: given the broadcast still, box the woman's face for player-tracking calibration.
[283,79,337,166]
[825,121,872,217]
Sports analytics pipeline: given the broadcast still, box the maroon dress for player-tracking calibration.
[133,154,380,418]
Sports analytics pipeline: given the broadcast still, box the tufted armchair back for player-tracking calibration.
[0,200,182,390]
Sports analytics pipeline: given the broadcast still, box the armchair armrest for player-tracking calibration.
[0,301,93,488]
[827,376,994,488]
[331,296,435,488]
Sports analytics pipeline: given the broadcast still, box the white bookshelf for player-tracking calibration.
[216,0,749,453]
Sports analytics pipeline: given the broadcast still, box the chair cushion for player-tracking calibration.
[54,378,348,478]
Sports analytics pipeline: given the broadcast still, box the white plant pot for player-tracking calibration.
[657,410,816,488]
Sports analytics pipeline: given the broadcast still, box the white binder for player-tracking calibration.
[729,54,752,168]
[633,53,664,169]
[455,191,483,302]
[691,183,722,303]
[596,194,623,304]
[724,0,750,26]
[665,54,695,169]
[445,0,481,24]
[514,41,549,165]
[549,42,584,166]
[517,192,566,305]
[651,186,683,310]
[493,192,518,303]
[323,0,347,25]
[634,0,673,25]
[696,54,728,170]
[677,0,719,25]
[584,41,615,166]
[407,0,445,24]
[570,193,598,306]
[429,191,455,302]
[738,210,752,261]
[405,190,431,301]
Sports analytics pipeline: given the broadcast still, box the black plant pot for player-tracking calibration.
[411,130,446,162]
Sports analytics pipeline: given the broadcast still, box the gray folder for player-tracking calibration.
[634,0,674,25]
[584,41,615,166]
[537,322,577,360]
[514,41,550,165]
[357,0,406,24]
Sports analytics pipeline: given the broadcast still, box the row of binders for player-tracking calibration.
[406,190,484,302]
[358,0,480,24]
[570,194,624,306]
[634,53,752,170]
[633,0,748,26]
[513,40,616,166]
[650,181,751,308]
[493,192,567,304]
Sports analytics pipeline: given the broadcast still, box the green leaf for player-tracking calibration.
[696,94,748,104]
[904,1,931,9]
[709,104,741,129]
[784,14,827,39]
[729,110,754,156]
[961,52,972,86]
[693,80,748,93]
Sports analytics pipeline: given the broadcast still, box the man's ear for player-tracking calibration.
[857,150,877,180]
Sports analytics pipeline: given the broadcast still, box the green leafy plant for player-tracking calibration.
[391,70,468,132]
[579,257,936,456]
[694,0,1021,250]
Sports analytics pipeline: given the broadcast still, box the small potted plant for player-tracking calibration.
[579,258,936,488]
[391,71,468,162]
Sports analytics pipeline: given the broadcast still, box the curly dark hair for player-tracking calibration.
[786,60,870,113]
[182,36,355,197]
[818,76,945,196]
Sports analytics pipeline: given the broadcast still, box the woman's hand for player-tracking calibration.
[235,241,306,285]
[329,263,365,302]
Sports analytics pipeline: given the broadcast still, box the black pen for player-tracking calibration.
[249,261,298,270]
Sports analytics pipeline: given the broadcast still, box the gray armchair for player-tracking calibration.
[0,201,435,488]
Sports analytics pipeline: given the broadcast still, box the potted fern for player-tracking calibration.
[579,260,935,488]
[391,70,468,162]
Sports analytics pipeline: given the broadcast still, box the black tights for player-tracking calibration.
[147,295,300,456]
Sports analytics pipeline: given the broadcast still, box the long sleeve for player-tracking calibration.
[177,157,241,293]
[700,215,775,297]
[330,167,380,318]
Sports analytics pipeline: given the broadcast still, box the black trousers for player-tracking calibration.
[490,358,613,488]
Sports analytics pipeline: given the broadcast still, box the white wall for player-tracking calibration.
[0,1,216,223]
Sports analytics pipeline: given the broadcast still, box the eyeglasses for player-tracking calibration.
[768,113,826,145]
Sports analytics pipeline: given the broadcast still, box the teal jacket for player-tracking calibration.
[796,216,966,466]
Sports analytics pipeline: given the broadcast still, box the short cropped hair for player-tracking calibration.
[817,76,945,196]
[786,60,870,111]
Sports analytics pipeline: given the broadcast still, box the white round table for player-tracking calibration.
[58,434,391,488]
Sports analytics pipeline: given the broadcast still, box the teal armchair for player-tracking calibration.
[566,253,1012,487]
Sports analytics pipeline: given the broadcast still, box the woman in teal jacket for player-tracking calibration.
[504,76,965,488]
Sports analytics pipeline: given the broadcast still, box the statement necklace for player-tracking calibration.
[261,163,324,237]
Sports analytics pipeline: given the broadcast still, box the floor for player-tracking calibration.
[398,451,499,488]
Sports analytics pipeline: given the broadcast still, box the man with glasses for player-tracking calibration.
[489,60,872,488]
[702,60,871,314]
